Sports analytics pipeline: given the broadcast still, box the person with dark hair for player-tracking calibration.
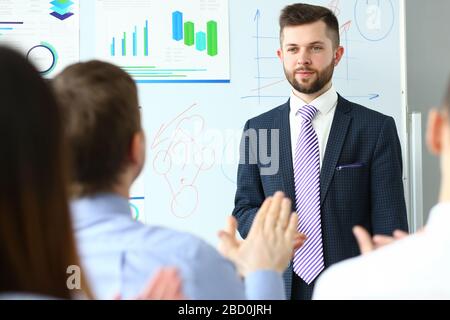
[0,46,186,301]
[233,3,408,300]
[0,46,91,300]
[52,60,304,300]
[313,79,450,299]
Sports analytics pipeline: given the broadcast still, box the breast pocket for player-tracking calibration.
[332,162,369,206]
[335,162,365,171]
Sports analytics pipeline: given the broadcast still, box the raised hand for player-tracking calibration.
[218,191,302,276]
[353,226,409,255]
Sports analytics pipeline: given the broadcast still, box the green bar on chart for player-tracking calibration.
[207,20,218,56]
[144,20,149,56]
[122,32,127,56]
[184,21,195,46]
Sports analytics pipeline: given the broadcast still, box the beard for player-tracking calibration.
[284,60,335,95]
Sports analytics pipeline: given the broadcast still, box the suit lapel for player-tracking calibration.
[276,101,296,203]
[320,95,352,205]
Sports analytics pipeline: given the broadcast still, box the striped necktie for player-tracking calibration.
[292,104,324,285]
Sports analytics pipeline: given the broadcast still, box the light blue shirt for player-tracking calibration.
[71,193,285,300]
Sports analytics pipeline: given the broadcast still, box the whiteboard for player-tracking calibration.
[77,0,407,246]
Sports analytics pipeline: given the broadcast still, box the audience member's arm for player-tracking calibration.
[353,226,409,254]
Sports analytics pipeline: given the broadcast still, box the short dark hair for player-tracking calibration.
[52,61,141,196]
[279,3,340,48]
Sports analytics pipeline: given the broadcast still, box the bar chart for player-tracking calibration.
[0,21,23,37]
[171,11,218,57]
[94,0,229,83]
[110,20,149,57]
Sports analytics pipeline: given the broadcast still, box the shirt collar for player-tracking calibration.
[290,85,338,116]
[71,192,131,218]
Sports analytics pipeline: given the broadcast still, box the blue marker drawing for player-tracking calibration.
[241,10,287,104]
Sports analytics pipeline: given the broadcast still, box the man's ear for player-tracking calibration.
[129,130,146,166]
[277,48,283,61]
[334,46,344,66]
[427,109,444,156]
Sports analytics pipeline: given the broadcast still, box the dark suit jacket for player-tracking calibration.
[232,95,408,300]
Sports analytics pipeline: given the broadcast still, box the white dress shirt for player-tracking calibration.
[290,86,338,168]
[312,202,450,299]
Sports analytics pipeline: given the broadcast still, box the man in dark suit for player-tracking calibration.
[232,3,408,300]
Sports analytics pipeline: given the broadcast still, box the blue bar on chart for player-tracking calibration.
[0,21,22,37]
[111,37,115,56]
[133,26,137,56]
[172,11,183,41]
[196,32,206,51]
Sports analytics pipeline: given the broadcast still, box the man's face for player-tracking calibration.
[278,21,343,95]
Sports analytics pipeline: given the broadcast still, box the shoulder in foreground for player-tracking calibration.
[132,225,219,259]
[0,293,57,300]
[313,259,355,299]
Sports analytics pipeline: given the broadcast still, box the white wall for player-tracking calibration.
[405,0,450,223]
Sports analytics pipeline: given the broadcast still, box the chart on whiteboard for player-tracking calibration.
[0,0,79,77]
[94,0,230,83]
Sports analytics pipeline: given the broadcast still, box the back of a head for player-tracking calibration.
[0,46,81,299]
[279,3,340,48]
[52,61,141,197]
